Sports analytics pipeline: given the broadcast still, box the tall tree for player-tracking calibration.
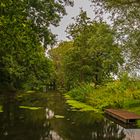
[91,0,140,28]
[26,0,73,47]
[49,41,73,90]
[65,11,123,87]
[0,0,73,89]
[91,0,140,72]
[0,0,73,47]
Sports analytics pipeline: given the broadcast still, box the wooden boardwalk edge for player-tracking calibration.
[105,109,140,123]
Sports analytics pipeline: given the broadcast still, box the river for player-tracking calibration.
[0,92,140,140]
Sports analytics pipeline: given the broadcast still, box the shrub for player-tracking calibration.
[66,80,140,111]
[66,83,94,102]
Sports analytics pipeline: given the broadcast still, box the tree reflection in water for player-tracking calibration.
[0,94,52,140]
[0,93,140,140]
[54,111,126,140]
[91,118,126,140]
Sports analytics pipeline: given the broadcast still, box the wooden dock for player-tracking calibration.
[105,109,140,123]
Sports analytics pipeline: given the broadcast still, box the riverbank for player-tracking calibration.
[65,80,140,115]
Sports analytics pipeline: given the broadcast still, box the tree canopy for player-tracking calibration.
[49,41,73,90]
[91,0,140,72]
[50,11,124,90]
[0,0,73,90]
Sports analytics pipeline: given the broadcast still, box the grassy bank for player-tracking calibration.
[65,79,140,114]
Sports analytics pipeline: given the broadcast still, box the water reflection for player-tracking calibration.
[0,94,51,140]
[46,108,54,119]
[0,93,140,140]
[122,128,140,140]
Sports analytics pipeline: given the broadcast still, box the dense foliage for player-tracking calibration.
[91,0,140,72]
[63,1,140,113]
[50,11,124,90]
[1,0,140,117]
[49,41,73,90]
[0,0,72,90]
[66,76,140,112]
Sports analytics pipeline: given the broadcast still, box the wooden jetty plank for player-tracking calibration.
[105,109,140,123]
[105,114,138,129]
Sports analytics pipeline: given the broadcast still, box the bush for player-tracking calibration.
[66,83,94,102]
[66,80,140,111]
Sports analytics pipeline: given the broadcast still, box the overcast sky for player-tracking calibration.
[50,0,95,41]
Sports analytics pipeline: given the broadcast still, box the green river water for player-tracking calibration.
[0,92,140,140]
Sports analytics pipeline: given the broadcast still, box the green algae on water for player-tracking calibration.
[66,99,98,112]
[64,94,99,112]
[55,115,65,119]
[0,105,3,112]
[19,106,42,110]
